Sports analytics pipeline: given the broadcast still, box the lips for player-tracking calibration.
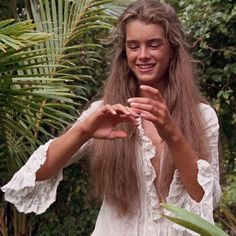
[136,63,155,72]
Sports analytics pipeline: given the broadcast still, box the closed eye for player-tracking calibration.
[129,46,139,50]
[148,42,162,49]
[148,39,163,49]
[127,43,139,50]
[149,44,160,49]
[126,40,140,50]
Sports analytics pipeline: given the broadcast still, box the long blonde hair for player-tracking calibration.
[90,0,208,215]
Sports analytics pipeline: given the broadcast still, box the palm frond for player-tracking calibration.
[22,0,117,141]
[0,0,119,180]
[0,20,80,178]
[0,1,117,234]
[0,20,51,52]
[29,0,115,76]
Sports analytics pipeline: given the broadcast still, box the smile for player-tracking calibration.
[136,64,155,69]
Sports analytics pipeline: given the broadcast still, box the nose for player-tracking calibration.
[139,46,150,60]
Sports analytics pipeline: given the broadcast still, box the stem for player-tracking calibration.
[10,0,19,21]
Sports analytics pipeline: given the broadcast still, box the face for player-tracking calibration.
[125,20,171,90]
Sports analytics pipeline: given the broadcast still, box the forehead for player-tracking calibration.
[125,20,166,41]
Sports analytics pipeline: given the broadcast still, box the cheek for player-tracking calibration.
[126,52,136,67]
[157,50,171,65]
[155,49,168,58]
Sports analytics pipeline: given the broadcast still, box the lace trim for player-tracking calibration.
[137,118,162,222]
[1,139,63,214]
[166,159,219,235]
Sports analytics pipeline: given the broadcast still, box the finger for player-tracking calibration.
[128,107,158,122]
[127,97,162,110]
[125,106,139,118]
[112,103,131,116]
[101,104,117,115]
[102,103,139,117]
[128,97,150,104]
[139,110,159,122]
[101,104,131,116]
[118,115,138,127]
[129,102,159,116]
[128,107,142,115]
[140,85,165,103]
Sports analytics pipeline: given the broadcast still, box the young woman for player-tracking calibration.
[2,0,221,235]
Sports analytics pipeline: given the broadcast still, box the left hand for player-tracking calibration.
[127,85,179,142]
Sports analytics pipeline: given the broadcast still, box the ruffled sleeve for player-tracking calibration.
[1,100,103,214]
[166,104,221,235]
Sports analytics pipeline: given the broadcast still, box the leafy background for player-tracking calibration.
[0,0,235,235]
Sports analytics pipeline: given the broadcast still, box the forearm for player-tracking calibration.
[36,124,90,181]
[166,130,204,202]
[36,103,138,181]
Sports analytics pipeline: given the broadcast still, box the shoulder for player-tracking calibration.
[76,99,103,122]
[199,103,218,121]
[199,103,219,132]
[87,100,104,111]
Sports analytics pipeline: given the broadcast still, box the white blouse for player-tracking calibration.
[1,101,221,236]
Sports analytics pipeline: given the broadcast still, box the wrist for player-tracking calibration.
[71,122,91,143]
[165,127,183,146]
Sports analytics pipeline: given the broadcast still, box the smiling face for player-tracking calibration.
[125,20,171,92]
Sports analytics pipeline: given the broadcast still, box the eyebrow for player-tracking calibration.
[148,38,164,43]
[126,38,164,44]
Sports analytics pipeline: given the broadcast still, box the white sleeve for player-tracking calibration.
[1,100,103,215]
[166,104,221,235]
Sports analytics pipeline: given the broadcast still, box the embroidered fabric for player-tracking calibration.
[136,117,163,222]
[1,139,63,214]
[1,102,221,236]
[166,160,219,235]
[1,100,103,215]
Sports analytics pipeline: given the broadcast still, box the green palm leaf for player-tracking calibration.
[161,203,229,236]
[0,2,121,198]
[23,0,117,139]
[29,0,115,76]
[0,20,53,176]
[0,1,116,234]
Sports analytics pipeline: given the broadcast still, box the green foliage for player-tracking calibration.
[0,19,55,179]
[0,0,235,235]
[169,0,236,233]
[221,175,236,208]
[0,19,50,52]
[174,0,236,161]
[216,174,236,235]
[0,0,115,235]
[0,19,69,236]
[29,0,115,82]
[161,203,229,236]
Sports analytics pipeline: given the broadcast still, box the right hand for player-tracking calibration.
[78,104,139,140]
